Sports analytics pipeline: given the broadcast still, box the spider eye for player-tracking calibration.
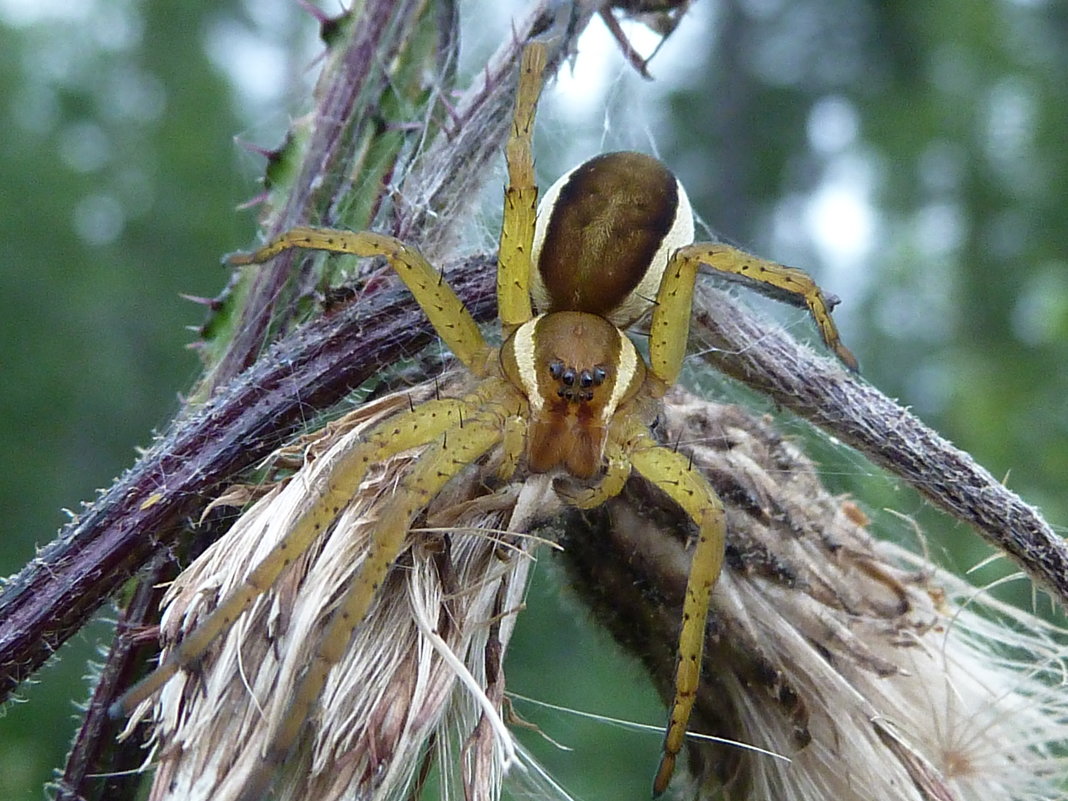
[592,366,607,385]
[578,369,594,389]
[561,367,576,387]
[548,359,565,379]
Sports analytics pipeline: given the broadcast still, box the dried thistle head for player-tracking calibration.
[125,383,560,801]
[555,388,1068,800]
[125,383,1068,801]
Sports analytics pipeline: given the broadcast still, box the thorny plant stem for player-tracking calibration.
[53,555,176,801]
[208,0,448,388]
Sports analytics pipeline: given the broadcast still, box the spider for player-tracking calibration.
[113,40,856,796]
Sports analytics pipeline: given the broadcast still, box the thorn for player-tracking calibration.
[179,293,223,311]
[599,7,654,80]
[297,1,350,46]
[407,394,415,413]
[433,377,441,401]
[437,90,463,132]
[383,121,424,133]
[236,191,270,211]
[234,137,279,161]
[297,0,330,24]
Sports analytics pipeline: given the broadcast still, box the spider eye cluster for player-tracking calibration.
[548,359,608,402]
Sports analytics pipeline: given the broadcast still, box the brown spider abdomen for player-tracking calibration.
[531,151,694,327]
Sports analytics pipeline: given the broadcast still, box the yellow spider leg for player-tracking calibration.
[649,243,858,384]
[647,247,700,387]
[497,41,547,331]
[110,397,473,717]
[252,417,504,788]
[230,229,491,374]
[626,428,726,796]
[498,413,527,481]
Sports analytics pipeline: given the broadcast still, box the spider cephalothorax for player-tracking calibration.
[501,310,647,477]
[113,41,855,798]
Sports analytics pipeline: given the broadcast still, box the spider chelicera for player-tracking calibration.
[113,41,856,796]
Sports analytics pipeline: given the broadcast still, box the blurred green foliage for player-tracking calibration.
[1,1,1065,799]
[0,0,257,795]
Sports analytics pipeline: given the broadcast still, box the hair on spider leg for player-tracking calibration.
[668,426,684,455]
